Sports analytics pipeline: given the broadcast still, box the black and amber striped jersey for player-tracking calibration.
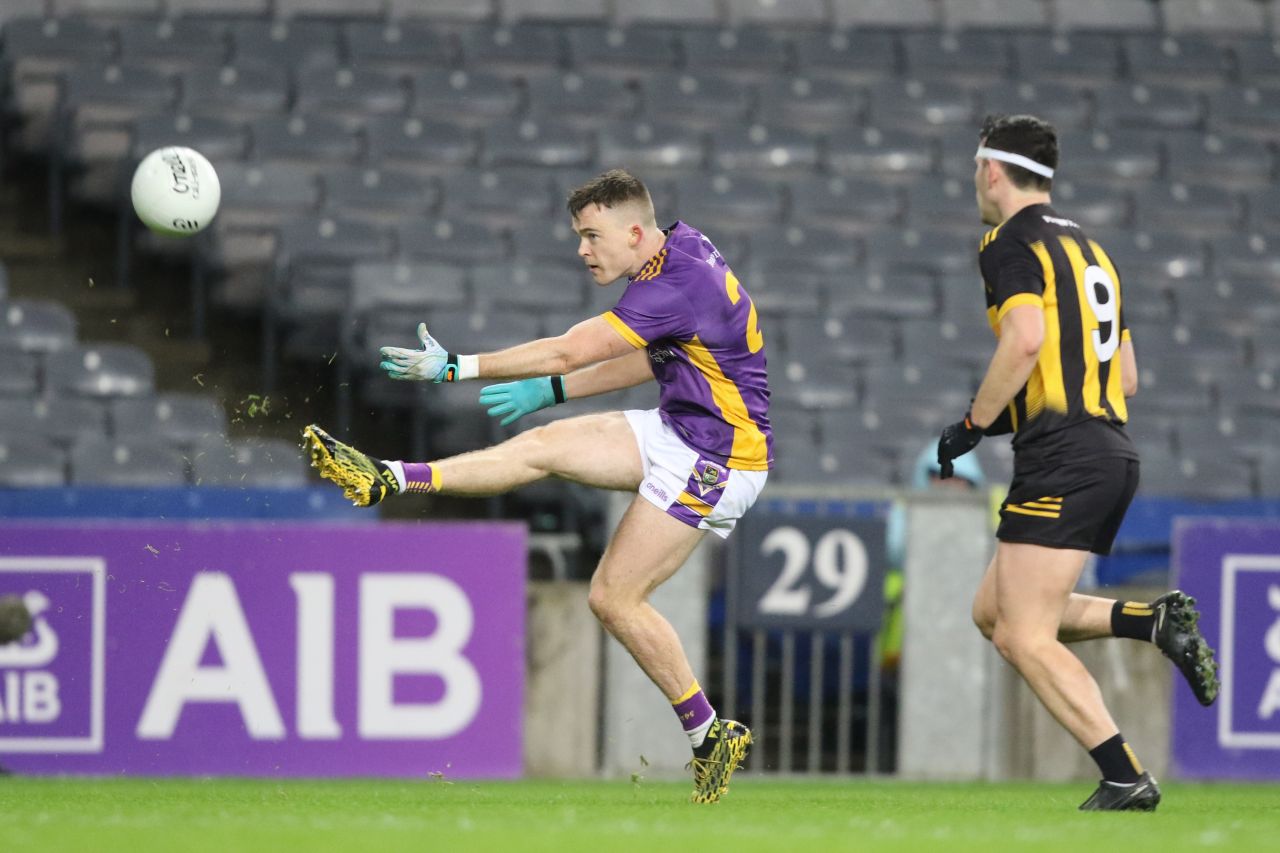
[979,203,1138,464]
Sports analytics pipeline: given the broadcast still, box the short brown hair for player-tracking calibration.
[567,169,654,220]
[979,113,1057,192]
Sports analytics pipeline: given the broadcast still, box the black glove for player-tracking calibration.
[937,412,984,479]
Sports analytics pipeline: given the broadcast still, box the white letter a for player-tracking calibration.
[137,573,285,740]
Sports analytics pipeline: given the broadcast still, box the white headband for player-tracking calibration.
[976,146,1055,179]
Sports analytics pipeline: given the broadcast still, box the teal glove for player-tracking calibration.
[379,322,457,383]
[479,376,566,426]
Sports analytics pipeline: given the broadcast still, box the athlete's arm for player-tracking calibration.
[1119,338,1138,397]
[969,303,1044,429]
[564,348,654,399]
[477,316,637,380]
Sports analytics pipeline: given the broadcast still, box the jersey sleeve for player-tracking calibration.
[601,274,697,348]
[981,235,1046,323]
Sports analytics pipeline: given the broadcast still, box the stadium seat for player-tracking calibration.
[342,20,455,73]
[387,0,494,21]
[1161,0,1266,35]
[1054,129,1161,185]
[709,123,822,175]
[0,434,67,487]
[179,62,289,123]
[249,114,361,167]
[526,73,639,128]
[563,24,680,76]
[1207,233,1280,281]
[612,0,719,26]
[228,20,342,70]
[470,259,587,311]
[110,393,229,449]
[779,315,896,366]
[1229,39,1280,88]
[502,0,608,25]
[899,317,997,374]
[637,72,753,130]
[509,218,585,262]
[736,258,826,316]
[725,0,829,26]
[1178,272,1280,326]
[456,23,565,76]
[831,0,939,29]
[70,435,187,487]
[979,81,1092,132]
[1049,181,1132,230]
[1102,231,1207,296]
[1259,456,1280,497]
[209,162,321,230]
[790,30,899,85]
[867,79,977,136]
[1094,84,1204,132]
[0,299,77,353]
[746,223,862,270]
[481,118,594,169]
[673,173,784,234]
[1206,86,1280,141]
[828,268,938,320]
[296,66,410,128]
[0,395,110,447]
[678,26,791,80]
[940,0,1050,30]
[1137,447,1255,499]
[0,0,47,27]
[596,120,706,175]
[274,0,385,18]
[863,227,973,277]
[1177,411,1279,461]
[439,168,555,226]
[167,0,271,14]
[1123,34,1230,90]
[130,113,249,164]
[905,177,981,232]
[191,437,309,488]
[0,349,38,397]
[397,218,507,263]
[46,343,156,399]
[58,62,177,165]
[901,31,1012,88]
[320,167,439,225]
[1050,0,1157,32]
[1164,132,1273,189]
[1133,183,1243,237]
[365,116,479,174]
[423,309,543,354]
[114,18,229,74]
[1009,33,1122,86]
[770,358,860,410]
[826,127,936,183]
[755,76,865,132]
[410,69,522,128]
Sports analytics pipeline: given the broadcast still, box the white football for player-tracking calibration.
[130,146,221,236]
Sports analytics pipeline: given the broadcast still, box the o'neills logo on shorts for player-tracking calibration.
[645,482,670,503]
[0,558,106,753]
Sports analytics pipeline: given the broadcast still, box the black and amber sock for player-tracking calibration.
[1089,733,1143,784]
[1111,600,1156,642]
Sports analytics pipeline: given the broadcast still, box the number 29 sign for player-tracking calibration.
[731,514,887,632]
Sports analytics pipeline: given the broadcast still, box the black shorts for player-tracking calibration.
[996,456,1140,555]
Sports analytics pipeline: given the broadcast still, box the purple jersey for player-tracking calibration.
[601,221,773,471]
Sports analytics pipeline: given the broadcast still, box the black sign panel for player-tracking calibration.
[732,514,887,632]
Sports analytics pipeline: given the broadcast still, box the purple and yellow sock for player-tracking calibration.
[400,462,440,494]
[673,681,716,749]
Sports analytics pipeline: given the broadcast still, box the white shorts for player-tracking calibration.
[623,408,768,539]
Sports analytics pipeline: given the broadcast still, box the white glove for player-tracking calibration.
[379,322,452,383]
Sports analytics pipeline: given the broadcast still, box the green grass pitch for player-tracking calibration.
[1,777,1276,852]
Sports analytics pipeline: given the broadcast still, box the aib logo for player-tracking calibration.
[0,558,105,753]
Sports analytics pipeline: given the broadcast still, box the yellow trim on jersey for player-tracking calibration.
[1021,501,1063,511]
[679,335,770,471]
[601,310,648,348]
[635,249,668,282]
[1029,240,1069,415]
[676,491,715,517]
[1088,238,1130,422]
[980,222,1006,252]
[996,292,1044,323]
[1005,505,1061,519]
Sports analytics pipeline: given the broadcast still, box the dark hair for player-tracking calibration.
[567,169,654,219]
[979,113,1057,191]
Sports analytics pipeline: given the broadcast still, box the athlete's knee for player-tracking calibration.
[972,598,996,641]
[990,623,1052,668]
[587,575,631,630]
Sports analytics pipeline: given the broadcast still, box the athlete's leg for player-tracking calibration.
[973,555,1113,643]
[587,495,706,699]
[429,412,643,495]
[989,540,1121,750]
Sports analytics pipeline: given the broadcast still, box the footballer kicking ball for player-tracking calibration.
[130,146,221,236]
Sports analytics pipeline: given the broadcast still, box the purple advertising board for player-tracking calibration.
[0,521,525,777]
[1172,518,1280,780]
